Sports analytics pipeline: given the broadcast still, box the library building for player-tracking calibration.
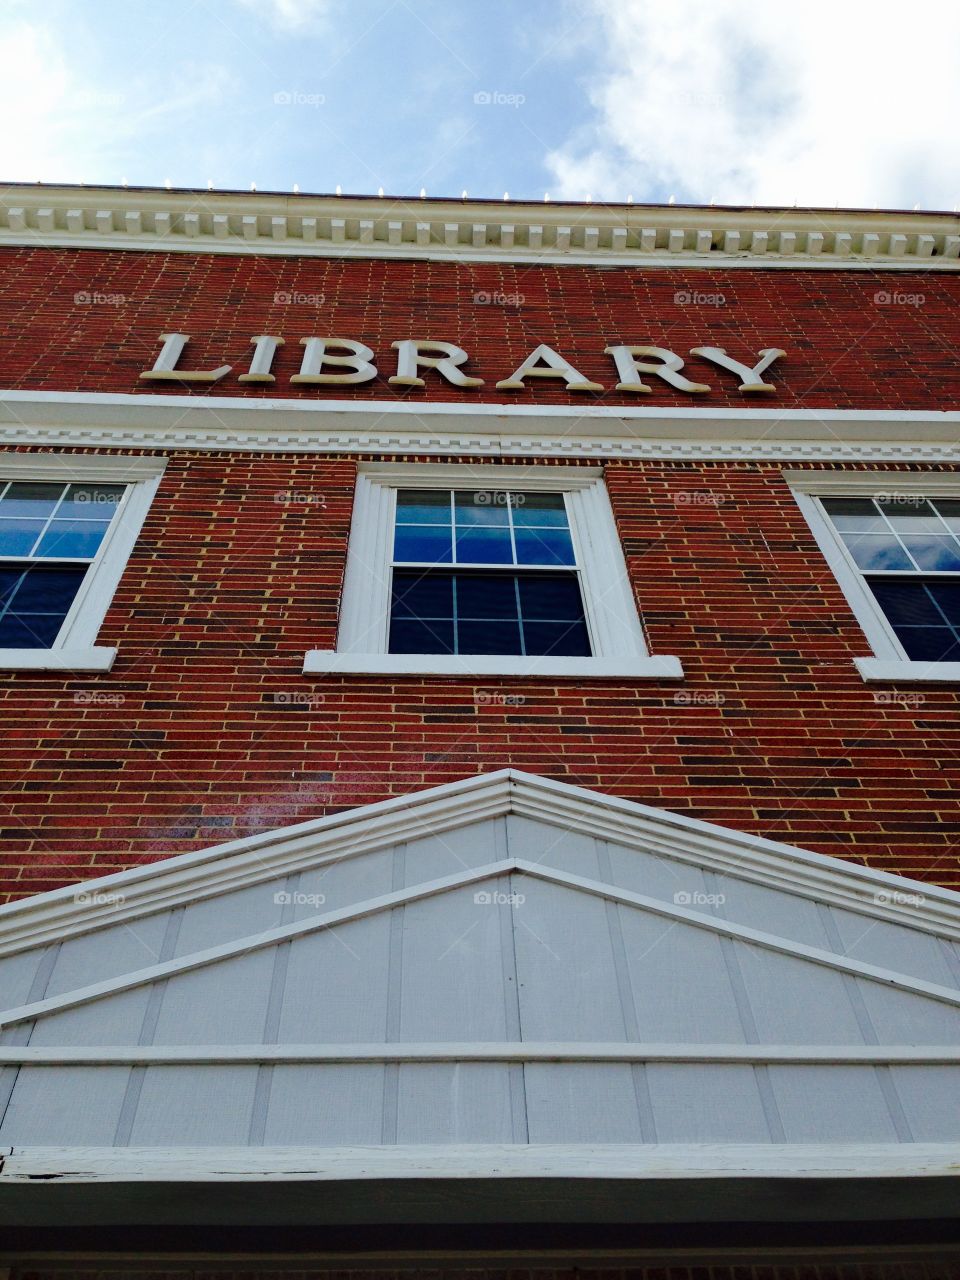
[0,183,959,1275]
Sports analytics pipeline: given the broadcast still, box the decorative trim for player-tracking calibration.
[3,391,960,460]
[304,653,684,678]
[360,462,603,489]
[3,856,959,1030]
[0,1042,956,1066]
[1,185,959,270]
[1,769,959,958]
[781,470,960,497]
[3,1142,960,1183]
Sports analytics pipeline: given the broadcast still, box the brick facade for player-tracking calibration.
[1,248,959,901]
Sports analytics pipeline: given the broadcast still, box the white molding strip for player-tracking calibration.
[2,391,960,460]
[3,1143,959,1183]
[0,1042,956,1066]
[304,653,684,679]
[0,647,115,671]
[2,769,960,958]
[2,186,959,270]
[3,856,959,1030]
[855,658,960,682]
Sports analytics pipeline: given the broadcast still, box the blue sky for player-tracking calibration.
[2,0,958,209]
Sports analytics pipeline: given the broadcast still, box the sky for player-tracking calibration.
[1,0,957,210]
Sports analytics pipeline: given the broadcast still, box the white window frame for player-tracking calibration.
[304,463,683,679]
[785,469,960,683]
[0,453,166,671]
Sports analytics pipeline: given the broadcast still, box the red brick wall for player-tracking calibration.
[0,246,958,408]
[1,444,959,902]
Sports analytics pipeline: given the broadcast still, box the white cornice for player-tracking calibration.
[1,185,959,270]
[1,390,960,460]
[1,769,959,958]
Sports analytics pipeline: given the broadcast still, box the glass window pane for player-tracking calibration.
[0,481,64,520]
[455,527,513,564]
[932,500,960,535]
[0,612,67,648]
[876,498,937,528]
[514,527,576,566]
[395,490,452,524]
[840,533,913,571]
[455,573,519,619]
[522,619,591,657]
[821,498,885,533]
[393,524,452,564]
[8,565,87,614]
[389,618,454,654]
[453,491,511,527]
[391,572,454,619]
[35,519,112,559]
[0,566,25,606]
[929,582,960,626]
[897,536,960,572]
[0,519,45,556]
[867,580,944,628]
[512,492,569,527]
[57,483,126,520]
[457,618,523,655]
[518,574,584,620]
[894,627,960,663]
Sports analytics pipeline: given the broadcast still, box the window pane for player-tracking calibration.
[875,498,938,528]
[389,618,455,654]
[867,580,943,627]
[453,491,511,527]
[391,572,454,619]
[35,519,112,559]
[57,483,126,520]
[0,481,63,520]
[518,574,584,619]
[894,627,960,663]
[0,565,86,649]
[458,618,523,654]
[933,500,960,534]
[930,582,960,626]
[821,498,886,533]
[514,527,576,566]
[0,519,46,556]
[395,490,452,524]
[393,524,452,564]
[523,619,591,657]
[512,492,569,527]
[841,534,913,571]
[455,527,513,564]
[456,573,518,619]
[866,580,960,662]
[897,536,960,572]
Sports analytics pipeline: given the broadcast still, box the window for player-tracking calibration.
[787,471,960,683]
[0,455,166,671]
[304,464,683,679]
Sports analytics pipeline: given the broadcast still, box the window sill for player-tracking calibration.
[855,657,960,684]
[0,647,117,672]
[303,651,684,679]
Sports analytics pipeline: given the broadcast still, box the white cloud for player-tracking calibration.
[547,0,960,209]
[236,0,332,33]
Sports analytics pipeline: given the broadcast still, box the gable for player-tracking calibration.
[2,775,959,1153]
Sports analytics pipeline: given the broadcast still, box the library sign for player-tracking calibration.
[139,334,786,396]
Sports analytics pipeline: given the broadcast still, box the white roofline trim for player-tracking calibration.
[3,1142,960,1183]
[1,770,959,958]
[1,187,959,270]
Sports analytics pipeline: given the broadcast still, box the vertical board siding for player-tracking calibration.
[767,1065,901,1142]
[396,1063,515,1143]
[524,1063,646,1143]
[0,1064,131,1144]
[278,914,393,1043]
[644,1064,772,1142]
[261,1063,386,1145]
[127,1065,260,1145]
